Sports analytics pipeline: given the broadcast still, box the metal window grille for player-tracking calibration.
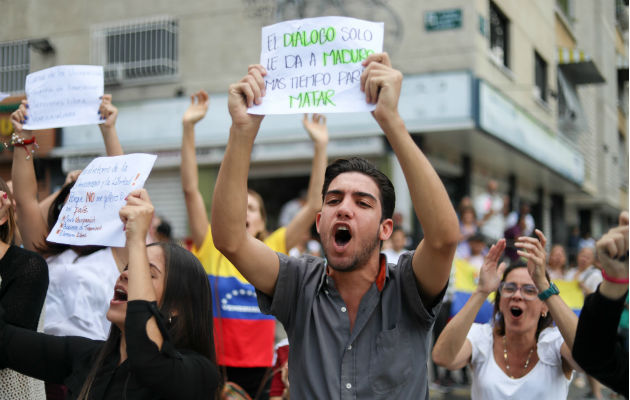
[0,40,30,94]
[92,16,178,85]
[489,2,509,68]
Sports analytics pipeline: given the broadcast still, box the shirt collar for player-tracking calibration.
[316,254,389,293]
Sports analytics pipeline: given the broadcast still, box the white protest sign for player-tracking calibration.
[24,65,104,130]
[0,92,9,102]
[47,153,157,247]
[249,16,384,115]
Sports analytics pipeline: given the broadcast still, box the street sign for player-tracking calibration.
[425,9,462,31]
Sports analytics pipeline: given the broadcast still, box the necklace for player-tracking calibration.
[502,335,535,379]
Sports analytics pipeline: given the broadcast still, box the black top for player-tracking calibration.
[0,245,48,329]
[0,300,219,399]
[573,287,629,397]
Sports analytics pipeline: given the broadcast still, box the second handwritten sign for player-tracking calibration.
[23,65,104,130]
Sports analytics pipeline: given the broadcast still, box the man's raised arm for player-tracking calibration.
[211,65,280,296]
[362,53,460,304]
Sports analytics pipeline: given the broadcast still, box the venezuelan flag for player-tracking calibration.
[209,273,276,367]
[552,279,584,316]
[194,227,286,368]
[450,258,495,323]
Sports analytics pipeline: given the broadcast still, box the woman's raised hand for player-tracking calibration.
[516,229,549,290]
[119,189,154,244]
[477,238,507,295]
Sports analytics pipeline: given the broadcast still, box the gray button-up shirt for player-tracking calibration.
[257,251,444,399]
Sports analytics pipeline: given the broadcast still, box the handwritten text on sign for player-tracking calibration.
[249,17,384,115]
[24,65,104,130]
[47,153,157,247]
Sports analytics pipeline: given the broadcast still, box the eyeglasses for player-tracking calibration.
[498,282,539,301]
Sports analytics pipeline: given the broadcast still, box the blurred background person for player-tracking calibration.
[474,179,505,243]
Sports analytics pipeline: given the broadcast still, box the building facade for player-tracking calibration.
[0,0,627,247]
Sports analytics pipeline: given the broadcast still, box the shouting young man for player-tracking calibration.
[212,53,460,399]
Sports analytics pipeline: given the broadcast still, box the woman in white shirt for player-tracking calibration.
[432,230,581,400]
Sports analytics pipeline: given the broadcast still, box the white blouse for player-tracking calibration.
[467,323,572,400]
[44,248,120,340]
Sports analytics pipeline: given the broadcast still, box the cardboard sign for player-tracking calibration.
[24,65,104,130]
[249,16,384,115]
[47,153,157,247]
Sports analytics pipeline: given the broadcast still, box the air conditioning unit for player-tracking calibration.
[104,64,124,85]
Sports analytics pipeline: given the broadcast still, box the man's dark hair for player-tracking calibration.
[322,157,395,221]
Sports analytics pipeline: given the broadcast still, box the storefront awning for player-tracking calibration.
[557,47,605,84]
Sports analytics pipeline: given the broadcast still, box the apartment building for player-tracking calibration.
[0,0,626,245]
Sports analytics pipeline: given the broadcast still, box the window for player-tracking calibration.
[556,0,573,20]
[0,40,30,93]
[489,2,509,68]
[534,51,547,102]
[92,16,178,85]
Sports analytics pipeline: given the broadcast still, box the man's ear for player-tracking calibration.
[379,218,394,241]
[315,212,322,234]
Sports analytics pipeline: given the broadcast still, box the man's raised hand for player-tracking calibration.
[228,64,266,131]
[360,52,403,122]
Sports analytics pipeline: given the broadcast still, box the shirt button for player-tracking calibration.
[324,290,329,295]
[347,344,352,350]
[341,306,347,313]
[346,383,352,389]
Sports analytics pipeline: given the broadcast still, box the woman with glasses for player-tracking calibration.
[432,230,580,399]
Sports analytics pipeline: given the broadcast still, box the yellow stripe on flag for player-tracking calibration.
[553,279,584,311]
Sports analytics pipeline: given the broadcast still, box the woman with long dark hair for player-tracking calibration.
[0,178,49,399]
[432,230,581,399]
[0,189,219,399]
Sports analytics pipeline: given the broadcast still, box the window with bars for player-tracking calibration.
[489,2,509,68]
[0,40,30,94]
[534,51,548,102]
[92,17,178,85]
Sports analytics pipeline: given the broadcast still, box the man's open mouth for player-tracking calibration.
[334,226,352,246]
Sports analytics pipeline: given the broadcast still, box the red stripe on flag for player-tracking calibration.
[214,318,276,367]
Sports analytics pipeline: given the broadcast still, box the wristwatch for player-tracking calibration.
[538,282,560,301]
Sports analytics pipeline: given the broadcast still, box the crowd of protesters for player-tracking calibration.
[0,52,626,400]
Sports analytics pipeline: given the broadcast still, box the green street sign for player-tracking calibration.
[425,9,462,31]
